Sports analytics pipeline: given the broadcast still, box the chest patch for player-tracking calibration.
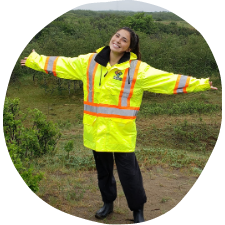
[113,70,123,81]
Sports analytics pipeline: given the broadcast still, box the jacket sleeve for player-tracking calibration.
[25,51,90,81]
[139,63,211,94]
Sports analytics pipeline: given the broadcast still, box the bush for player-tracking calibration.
[4,97,61,158]
[7,140,44,192]
[3,97,61,192]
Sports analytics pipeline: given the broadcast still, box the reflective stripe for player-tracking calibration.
[119,60,141,107]
[120,60,138,107]
[174,75,190,94]
[87,54,98,102]
[83,101,140,110]
[44,56,59,76]
[127,60,141,106]
[44,57,50,74]
[84,104,138,117]
[84,110,136,119]
[183,76,191,93]
[118,68,129,106]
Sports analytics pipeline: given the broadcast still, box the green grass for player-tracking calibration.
[137,118,220,152]
[139,99,221,117]
[6,76,84,124]
[136,148,211,170]
[161,197,171,203]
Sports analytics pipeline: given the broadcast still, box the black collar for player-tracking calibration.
[94,46,131,67]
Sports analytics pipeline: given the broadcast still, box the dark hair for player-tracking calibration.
[117,27,141,60]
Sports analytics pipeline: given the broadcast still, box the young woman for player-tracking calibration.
[21,27,217,223]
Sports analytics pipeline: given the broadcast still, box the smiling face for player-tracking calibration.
[109,29,131,55]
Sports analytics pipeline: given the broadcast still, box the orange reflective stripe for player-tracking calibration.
[127,60,141,107]
[52,57,59,76]
[183,76,191,93]
[118,68,129,107]
[174,75,191,94]
[44,56,59,76]
[84,110,136,120]
[86,54,95,101]
[91,62,98,102]
[83,101,140,110]
[173,75,181,94]
[84,104,138,117]
[86,53,98,102]
[44,57,50,74]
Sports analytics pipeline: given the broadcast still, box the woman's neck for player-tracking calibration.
[109,51,124,66]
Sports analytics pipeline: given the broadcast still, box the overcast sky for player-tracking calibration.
[74,0,168,12]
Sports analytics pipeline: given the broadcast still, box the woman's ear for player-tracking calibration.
[126,48,131,52]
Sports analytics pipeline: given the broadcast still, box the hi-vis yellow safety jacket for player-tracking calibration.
[25,46,211,152]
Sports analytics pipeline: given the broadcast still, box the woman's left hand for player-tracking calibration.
[209,79,218,90]
[20,49,35,66]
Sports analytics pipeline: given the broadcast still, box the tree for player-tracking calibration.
[124,12,157,34]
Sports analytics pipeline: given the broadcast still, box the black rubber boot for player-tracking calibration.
[133,206,145,223]
[95,202,113,219]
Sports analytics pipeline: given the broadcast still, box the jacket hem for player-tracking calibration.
[84,143,135,153]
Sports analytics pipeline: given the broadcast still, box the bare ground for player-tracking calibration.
[38,166,198,224]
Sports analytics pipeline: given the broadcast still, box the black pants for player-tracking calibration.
[93,151,147,211]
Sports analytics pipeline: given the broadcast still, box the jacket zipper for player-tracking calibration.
[128,70,130,85]
[99,69,108,86]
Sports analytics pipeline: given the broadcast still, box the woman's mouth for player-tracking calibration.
[113,43,120,48]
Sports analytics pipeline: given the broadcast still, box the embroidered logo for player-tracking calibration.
[113,70,123,81]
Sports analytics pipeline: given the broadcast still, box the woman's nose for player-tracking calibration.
[116,38,121,43]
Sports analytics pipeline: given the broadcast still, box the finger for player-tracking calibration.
[20,59,26,66]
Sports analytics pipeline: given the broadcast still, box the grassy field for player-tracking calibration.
[5,74,222,223]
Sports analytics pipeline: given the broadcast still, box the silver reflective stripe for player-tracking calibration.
[47,56,57,74]
[121,60,138,107]
[84,104,138,117]
[87,54,97,102]
[177,75,188,93]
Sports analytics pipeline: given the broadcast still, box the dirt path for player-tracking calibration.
[43,166,197,224]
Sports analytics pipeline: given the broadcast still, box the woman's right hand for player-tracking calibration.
[20,49,35,66]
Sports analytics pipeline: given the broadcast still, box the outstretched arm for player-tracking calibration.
[139,63,217,94]
[20,49,88,81]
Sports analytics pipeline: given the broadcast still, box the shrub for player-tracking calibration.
[64,140,74,158]
[7,141,44,192]
[3,97,61,192]
[4,98,61,158]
